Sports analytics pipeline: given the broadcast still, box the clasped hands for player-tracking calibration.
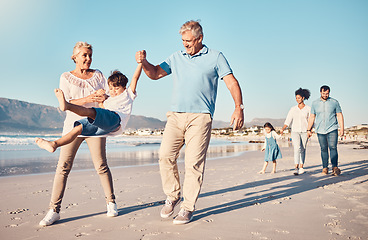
[136,50,146,63]
[89,89,108,103]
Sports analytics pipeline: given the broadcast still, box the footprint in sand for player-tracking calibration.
[8,208,29,214]
[324,219,342,228]
[75,232,89,237]
[275,229,290,234]
[5,224,19,228]
[65,203,78,209]
[141,232,180,240]
[254,218,271,223]
[325,219,347,236]
[203,219,214,223]
[32,189,49,194]
[323,204,337,209]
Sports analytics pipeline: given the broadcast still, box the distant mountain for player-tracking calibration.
[212,118,285,129]
[245,118,285,128]
[212,120,230,129]
[0,97,284,133]
[0,97,166,133]
[0,98,66,133]
[126,115,165,130]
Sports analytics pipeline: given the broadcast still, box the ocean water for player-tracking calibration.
[0,134,262,177]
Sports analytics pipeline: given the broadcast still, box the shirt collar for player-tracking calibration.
[181,44,208,58]
[319,97,331,102]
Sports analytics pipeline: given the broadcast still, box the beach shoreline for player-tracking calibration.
[0,135,261,177]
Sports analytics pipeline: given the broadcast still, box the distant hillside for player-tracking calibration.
[212,118,285,129]
[0,98,66,133]
[0,97,284,133]
[245,118,285,128]
[126,115,165,130]
[0,97,166,133]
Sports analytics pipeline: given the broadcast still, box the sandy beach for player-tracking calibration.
[0,141,367,240]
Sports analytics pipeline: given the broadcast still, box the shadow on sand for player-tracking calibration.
[193,159,368,221]
[53,159,367,225]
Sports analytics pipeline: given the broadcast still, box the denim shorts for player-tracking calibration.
[74,108,121,136]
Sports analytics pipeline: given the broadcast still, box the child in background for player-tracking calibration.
[259,122,282,174]
[35,63,142,153]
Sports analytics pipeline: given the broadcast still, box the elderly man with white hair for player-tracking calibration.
[136,20,244,224]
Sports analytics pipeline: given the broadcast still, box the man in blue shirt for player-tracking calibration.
[136,20,244,224]
[307,85,344,176]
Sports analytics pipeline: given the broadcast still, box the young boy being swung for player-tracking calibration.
[36,63,142,153]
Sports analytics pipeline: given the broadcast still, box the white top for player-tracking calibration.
[263,130,281,149]
[104,87,137,136]
[59,69,109,136]
[284,105,311,132]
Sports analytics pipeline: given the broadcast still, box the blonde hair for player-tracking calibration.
[71,41,92,63]
[179,20,203,39]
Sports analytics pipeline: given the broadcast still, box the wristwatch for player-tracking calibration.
[237,104,244,110]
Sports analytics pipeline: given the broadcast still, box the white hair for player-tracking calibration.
[179,20,203,39]
[71,41,92,63]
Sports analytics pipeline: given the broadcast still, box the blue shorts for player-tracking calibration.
[74,108,121,136]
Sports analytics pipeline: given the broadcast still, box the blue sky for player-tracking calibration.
[0,0,367,127]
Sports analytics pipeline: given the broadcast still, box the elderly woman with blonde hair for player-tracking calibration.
[39,42,118,226]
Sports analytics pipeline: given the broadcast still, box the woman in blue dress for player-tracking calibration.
[259,122,282,174]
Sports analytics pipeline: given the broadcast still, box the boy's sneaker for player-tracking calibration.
[173,208,193,225]
[298,168,305,175]
[332,167,341,176]
[293,168,299,175]
[106,202,118,217]
[322,168,329,175]
[39,209,60,226]
[160,198,180,218]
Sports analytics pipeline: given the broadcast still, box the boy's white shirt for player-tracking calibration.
[103,86,137,136]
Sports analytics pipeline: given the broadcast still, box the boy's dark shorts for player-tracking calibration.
[74,107,121,136]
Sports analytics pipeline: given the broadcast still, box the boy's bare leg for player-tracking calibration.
[35,125,83,153]
[55,89,97,120]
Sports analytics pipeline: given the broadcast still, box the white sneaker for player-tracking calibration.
[298,168,305,174]
[106,202,118,217]
[39,209,60,226]
[293,168,299,175]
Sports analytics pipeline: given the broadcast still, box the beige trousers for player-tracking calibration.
[159,112,212,212]
[49,137,115,213]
